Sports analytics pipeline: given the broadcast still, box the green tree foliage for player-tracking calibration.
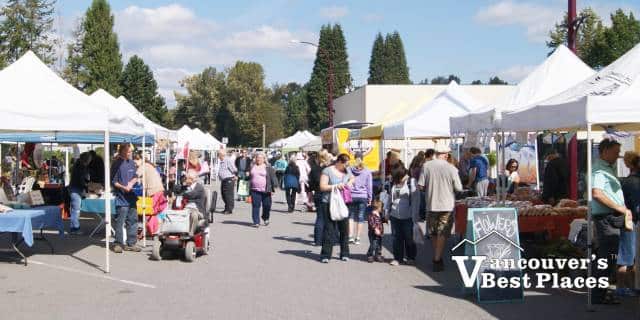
[120,55,168,124]
[471,80,482,85]
[367,32,385,84]
[431,74,460,84]
[418,78,429,85]
[368,31,410,84]
[62,18,86,89]
[307,24,351,132]
[0,0,57,65]
[174,67,225,134]
[547,8,640,69]
[273,82,309,136]
[79,0,123,95]
[488,76,508,85]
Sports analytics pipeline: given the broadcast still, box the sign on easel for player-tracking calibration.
[462,207,524,303]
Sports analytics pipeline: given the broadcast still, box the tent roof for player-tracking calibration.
[116,96,177,141]
[0,51,144,136]
[502,42,640,131]
[450,45,595,133]
[384,82,483,139]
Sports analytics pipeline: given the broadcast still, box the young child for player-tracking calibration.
[367,200,385,263]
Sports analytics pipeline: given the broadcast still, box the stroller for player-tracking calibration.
[151,188,215,262]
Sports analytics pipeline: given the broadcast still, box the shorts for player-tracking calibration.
[427,211,453,237]
[618,225,636,266]
[348,198,368,223]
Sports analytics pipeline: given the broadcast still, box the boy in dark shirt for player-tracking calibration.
[367,200,385,263]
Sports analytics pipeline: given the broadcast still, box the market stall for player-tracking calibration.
[499,42,640,307]
[0,51,146,272]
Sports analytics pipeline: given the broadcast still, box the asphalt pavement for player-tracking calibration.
[0,189,638,320]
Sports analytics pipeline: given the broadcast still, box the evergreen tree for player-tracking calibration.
[367,33,385,84]
[120,55,168,124]
[600,10,640,67]
[0,0,57,65]
[273,82,309,136]
[307,24,351,132]
[430,75,460,84]
[62,18,86,90]
[384,31,410,84]
[488,76,508,85]
[471,80,482,85]
[80,0,123,95]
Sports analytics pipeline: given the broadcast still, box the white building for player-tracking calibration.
[334,84,515,125]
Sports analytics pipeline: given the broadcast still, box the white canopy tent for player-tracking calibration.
[0,51,146,273]
[384,82,483,139]
[270,131,319,149]
[205,133,223,150]
[500,42,640,309]
[116,96,177,142]
[450,45,595,134]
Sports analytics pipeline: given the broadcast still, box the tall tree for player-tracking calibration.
[471,80,483,85]
[273,82,309,136]
[383,31,411,84]
[367,33,385,84]
[223,61,275,146]
[174,67,224,134]
[488,76,508,85]
[120,55,168,124]
[0,0,57,65]
[62,18,86,89]
[600,10,640,67]
[307,24,351,132]
[80,0,123,95]
[547,7,611,69]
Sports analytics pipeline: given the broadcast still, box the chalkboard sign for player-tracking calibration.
[467,207,524,303]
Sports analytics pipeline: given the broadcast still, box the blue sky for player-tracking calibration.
[55,0,640,106]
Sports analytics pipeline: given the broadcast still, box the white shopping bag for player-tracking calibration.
[329,187,349,221]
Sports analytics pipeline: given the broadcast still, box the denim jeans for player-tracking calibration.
[69,189,82,229]
[348,197,368,223]
[390,216,416,261]
[285,188,297,211]
[320,202,349,260]
[367,232,382,257]
[251,190,272,225]
[115,206,138,246]
[313,194,324,244]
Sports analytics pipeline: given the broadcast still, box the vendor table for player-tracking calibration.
[80,198,115,238]
[454,203,583,240]
[0,206,64,265]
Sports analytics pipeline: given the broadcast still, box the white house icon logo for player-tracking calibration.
[451,230,524,253]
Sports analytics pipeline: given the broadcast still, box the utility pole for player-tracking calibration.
[262,124,266,149]
[568,0,577,53]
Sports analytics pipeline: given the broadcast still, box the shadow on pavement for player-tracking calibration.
[291,221,315,227]
[273,236,314,246]
[220,220,255,227]
[278,249,320,262]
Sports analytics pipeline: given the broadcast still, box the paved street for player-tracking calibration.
[0,190,638,320]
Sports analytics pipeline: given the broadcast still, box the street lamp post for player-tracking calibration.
[291,40,335,127]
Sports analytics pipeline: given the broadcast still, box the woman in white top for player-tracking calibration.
[295,153,312,210]
[385,162,417,266]
[505,159,520,194]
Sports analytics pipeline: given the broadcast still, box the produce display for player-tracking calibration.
[458,195,587,218]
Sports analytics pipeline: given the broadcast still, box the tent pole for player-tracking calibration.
[534,133,541,190]
[142,136,146,248]
[165,146,170,191]
[501,131,506,204]
[586,124,593,311]
[104,131,111,273]
[65,148,70,186]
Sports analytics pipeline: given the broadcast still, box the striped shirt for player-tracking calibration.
[218,157,237,180]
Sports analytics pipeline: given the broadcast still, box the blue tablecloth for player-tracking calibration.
[0,207,64,247]
[81,199,116,215]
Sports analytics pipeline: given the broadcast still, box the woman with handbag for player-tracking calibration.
[319,153,354,263]
[248,152,278,228]
[283,156,300,213]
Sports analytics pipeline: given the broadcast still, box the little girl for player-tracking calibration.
[367,200,385,263]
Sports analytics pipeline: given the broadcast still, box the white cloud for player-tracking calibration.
[115,4,217,44]
[320,5,349,20]
[474,1,560,43]
[110,4,315,106]
[497,64,537,83]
